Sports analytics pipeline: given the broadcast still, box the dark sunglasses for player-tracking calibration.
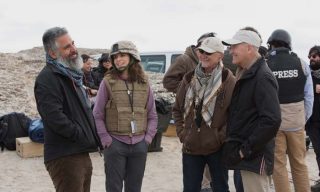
[199,49,213,56]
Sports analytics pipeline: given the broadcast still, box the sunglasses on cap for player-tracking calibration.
[198,49,213,56]
[196,32,217,47]
[198,32,216,42]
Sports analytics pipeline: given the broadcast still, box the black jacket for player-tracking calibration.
[83,71,99,90]
[92,65,108,87]
[34,64,102,163]
[309,73,320,123]
[224,58,281,175]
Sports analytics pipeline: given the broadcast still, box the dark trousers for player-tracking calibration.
[104,139,148,192]
[306,121,320,176]
[45,153,93,192]
[183,149,229,192]
[234,169,244,192]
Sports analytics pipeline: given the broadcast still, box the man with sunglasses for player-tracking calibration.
[163,32,216,93]
[173,36,235,192]
[163,32,216,191]
[306,45,320,192]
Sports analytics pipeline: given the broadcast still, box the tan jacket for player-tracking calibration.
[163,46,198,93]
[279,101,305,131]
[173,68,236,155]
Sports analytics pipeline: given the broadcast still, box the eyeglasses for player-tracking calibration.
[309,53,320,59]
[199,49,213,56]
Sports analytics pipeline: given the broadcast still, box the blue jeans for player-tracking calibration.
[183,149,229,192]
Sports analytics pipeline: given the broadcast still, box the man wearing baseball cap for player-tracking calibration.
[163,32,216,93]
[222,28,281,192]
[173,36,236,192]
[163,32,217,191]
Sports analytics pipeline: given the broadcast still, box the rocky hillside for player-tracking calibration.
[0,47,173,118]
[0,47,109,118]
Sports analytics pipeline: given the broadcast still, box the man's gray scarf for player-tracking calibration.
[312,69,320,79]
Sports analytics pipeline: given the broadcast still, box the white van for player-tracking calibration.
[140,51,183,73]
[91,51,183,73]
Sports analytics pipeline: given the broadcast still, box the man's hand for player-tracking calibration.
[222,141,242,166]
[316,84,320,94]
[90,89,98,95]
[239,149,244,159]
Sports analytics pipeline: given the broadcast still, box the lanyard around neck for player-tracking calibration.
[124,81,134,117]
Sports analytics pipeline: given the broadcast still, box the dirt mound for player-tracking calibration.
[0,47,108,118]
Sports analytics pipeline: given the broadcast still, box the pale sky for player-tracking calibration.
[0,0,319,61]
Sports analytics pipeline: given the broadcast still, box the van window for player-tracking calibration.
[171,54,181,64]
[141,55,166,73]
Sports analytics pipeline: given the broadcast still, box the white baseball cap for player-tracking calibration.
[222,30,262,48]
[197,37,224,54]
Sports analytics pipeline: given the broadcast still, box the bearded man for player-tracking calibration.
[306,45,320,192]
[34,27,102,192]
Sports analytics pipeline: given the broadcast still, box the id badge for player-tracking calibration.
[131,120,137,134]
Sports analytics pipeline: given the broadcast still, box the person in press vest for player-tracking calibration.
[266,29,314,192]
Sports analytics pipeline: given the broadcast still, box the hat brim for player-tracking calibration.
[222,39,242,46]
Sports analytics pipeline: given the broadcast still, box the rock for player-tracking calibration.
[146,72,175,104]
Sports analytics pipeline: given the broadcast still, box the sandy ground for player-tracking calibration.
[0,135,319,192]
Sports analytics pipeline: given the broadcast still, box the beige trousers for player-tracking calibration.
[241,170,271,192]
[272,129,310,192]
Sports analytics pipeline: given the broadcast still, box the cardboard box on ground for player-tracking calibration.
[16,137,43,158]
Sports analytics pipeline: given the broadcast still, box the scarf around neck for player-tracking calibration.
[46,54,83,87]
[184,62,223,127]
[46,54,91,107]
[311,68,320,79]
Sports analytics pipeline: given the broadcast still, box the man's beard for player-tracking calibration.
[310,61,320,71]
[57,53,83,71]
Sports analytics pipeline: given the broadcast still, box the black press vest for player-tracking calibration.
[267,48,306,104]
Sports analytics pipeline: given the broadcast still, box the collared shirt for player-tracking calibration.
[235,55,261,81]
[302,59,314,121]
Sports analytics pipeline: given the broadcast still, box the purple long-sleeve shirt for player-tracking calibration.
[93,79,158,148]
